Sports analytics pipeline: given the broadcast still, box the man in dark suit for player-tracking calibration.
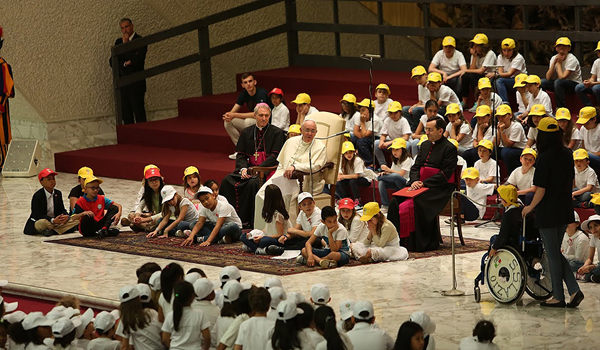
[110,18,147,124]
[24,168,79,236]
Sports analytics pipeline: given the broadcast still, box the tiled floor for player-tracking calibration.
[1,173,598,349]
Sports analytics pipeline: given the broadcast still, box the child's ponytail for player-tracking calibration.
[172,281,194,332]
[314,306,347,350]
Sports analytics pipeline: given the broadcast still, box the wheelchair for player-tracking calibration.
[474,217,553,304]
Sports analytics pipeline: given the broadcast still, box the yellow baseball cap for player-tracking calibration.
[84,176,103,187]
[478,139,494,151]
[344,132,351,138]
[528,104,547,117]
[596,41,600,51]
[340,93,357,104]
[475,105,492,117]
[388,138,407,149]
[461,167,480,180]
[555,108,571,121]
[376,83,391,94]
[513,74,528,88]
[501,38,516,49]
[288,124,301,134]
[387,101,402,112]
[356,98,375,108]
[555,37,571,47]
[576,106,597,124]
[341,141,355,154]
[292,93,311,104]
[573,148,589,160]
[144,164,160,176]
[496,104,512,116]
[478,77,492,90]
[183,166,199,181]
[497,185,519,207]
[470,33,489,45]
[427,72,442,83]
[446,103,461,115]
[448,138,459,149]
[417,135,428,146]
[591,193,600,205]
[442,36,456,47]
[521,148,537,159]
[537,117,559,132]
[411,65,427,78]
[77,167,93,179]
[359,202,381,221]
[524,75,541,85]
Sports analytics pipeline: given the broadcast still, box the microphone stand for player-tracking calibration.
[360,54,377,200]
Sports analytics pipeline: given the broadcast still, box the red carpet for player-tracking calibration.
[1,294,104,315]
[54,66,416,185]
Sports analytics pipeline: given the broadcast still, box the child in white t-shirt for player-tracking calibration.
[575,45,600,106]
[407,100,444,157]
[576,106,600,174]
[147,186,199,239]
[474,140,498,184]
[182,186,242,246]
[443,103,472,155]
[340,93,360,134]
[115,285,165,350]
[428,36,466,96]
[268,88,290,131]
[495,104,527,175]
[518,76,553,127]
[505,148,537,205]
[377,138,413,209]
[541,37,582,108]
[336,141,370,209]
[463,105,494,167]
[512,74,530,117]
[374,83,393,122]
[461,168,495,222]
[182,166,202,210]
[556,108,582,150]
[491,38,527,103]
[337,198,368,245]
[234,287,275,350]
[192,278,220,344]
[577,215,600,283]
[561,211,590,272]
[284,193,322,251]
[88,311,120,350]
[403,65,429,132]
[459,320,499,350]
[475,77,503,114]
[572,149,599,208]
[375,101,412,168]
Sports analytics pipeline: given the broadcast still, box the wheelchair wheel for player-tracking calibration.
[485,246,527,304]
[525,252,553,300]
[474,286,481,303]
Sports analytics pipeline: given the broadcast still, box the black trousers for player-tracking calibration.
[121,86,146,125]
[79,205,119,237]
[461,72,484,102]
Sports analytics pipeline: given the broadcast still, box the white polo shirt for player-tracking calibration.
[346,322,395,350]
[497,53,527,77]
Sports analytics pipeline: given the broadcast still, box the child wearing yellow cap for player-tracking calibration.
[541,37,582,108]
[572,149,599,208]
[377,138,414,210]
[560,211,590,275]
[407,100,445,157]
[72,176,122,238]
[428,36,466,97]
[375,101,412,168]
[287,124,301,138]
[488,185,525,257]
[575,41,600,107]
[404,65,430,132]
[555,108,582,150]
[525,104,548,149]
[490,38,528,103]
[462,105,493,167]
[68,166,105,212]
[513,73,531,117]
[505,148,537,205]
[576,106,600,174]
[182,166,202,211]
[495,104,527,175]
[352,99,382,168]
[443,103,472,155]
[517,75,553,126]
[374,83,393,122]
[339,93,359,133]
[291,93,319,126]
[454,167,495,225]
[461,33,497,112]
[474,140,498,184]
[425,72,460,115]
[336,142,370,209]
[474,77,503,116]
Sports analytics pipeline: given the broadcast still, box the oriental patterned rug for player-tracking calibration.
[48,232,489,276]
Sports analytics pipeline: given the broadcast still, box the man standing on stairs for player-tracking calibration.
[223,72,273,159]
[110,18,147,125]
[220,103,285,228]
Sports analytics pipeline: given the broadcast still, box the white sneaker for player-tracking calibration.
[183,229,191,237]
[380,206,389,215]
[175,230,185,238]
[228,152,237,160]
[255,247,267,255]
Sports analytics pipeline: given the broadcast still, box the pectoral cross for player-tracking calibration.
[254,153,259,161]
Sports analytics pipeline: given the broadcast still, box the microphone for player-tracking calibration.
[360,54,381,59]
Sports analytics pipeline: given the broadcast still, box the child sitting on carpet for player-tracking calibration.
[72,176,122,239]
[115,285,164,350]
[147,186,199,239]
[68,166,104,211]
[204,179,229,204]
[282,192,323,252]
[88,311,120,350]
[561,211,589,272]
[338,198,369,246]
[240,184,292,255]
[124,166,164,233]
[297,206,351,269]
[182,166,201,209]
[181,186,242,247]
[234,287,275,350]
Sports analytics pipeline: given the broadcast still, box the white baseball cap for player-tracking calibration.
[298,192,313,204]
[149,271,161,291]
[94,311,117,333]
[310,283,330,305]
[194,278,219,300]
[184,272,202,284]
[75,308,94,338]
[269,286,287,309]
[220,266,242,283]
[287,292,307,305]
[160,185,177,204]
[222,280,245,302]
[3,310,27,324]
[353,300,374,320]
[581,214,600,231]
[264,277,283,290]
[136,283,152,303]
[52,317,82,338]
[22,312,55,330]
[119,285,141,303]
[194,186,214,199]
[409,311,436,336]
[276,300,304,321]
[339,300,355,320]
[573,211,581,223]
[0,296,17,313]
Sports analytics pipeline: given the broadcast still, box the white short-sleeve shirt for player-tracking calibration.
[419,113,445,129]
[458,336,500,350]
[473,50,497,70]
[591,58,600,82]
[433,85,460,106]
[527,90,554,117]
[162,307,210,350]
[263,211,293,237]
[115,309,165,350]
[497,53,527,77]
[475,158,498,182]
[199,200,242,228]
[516,91,532,114]
[581,124,600,153]
[178,198,199,222]
[574,166,599,192]
[381,117,412,140]
[506,166,535,191]
[339,156,370,182]
[549,53,582,83]
[500,122,527,149]
[314,222,349,251]
[271,103,290,131]
[391,156,414,180]
[352,114,383,137]
[472,124,494,142]
[234,317,276,349]
[374,98,393,122]
[418,84,430,105]
[446,122,473,148]
[341,111,360,132]
[296,207,322,232]
[431,50,467,75]
[346,322,395,350]
[466,182,495,219]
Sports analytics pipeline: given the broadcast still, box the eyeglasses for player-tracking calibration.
[303,129,317,134]
[88,186,100,191]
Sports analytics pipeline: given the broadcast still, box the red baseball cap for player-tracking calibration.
[338,198,355,210]
[268,87,284,97]
[38,168,57,181]
[144,167,161,179]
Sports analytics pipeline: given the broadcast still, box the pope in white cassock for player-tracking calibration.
[254,119,327,230]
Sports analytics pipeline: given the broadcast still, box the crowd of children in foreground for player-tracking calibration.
[0,264,504,350]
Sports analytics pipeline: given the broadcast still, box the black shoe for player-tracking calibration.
[567,291,584,308]
[591,275,600,283]
[95,228,107,239]
[107,228,120,237]
[42,229,56,237]
[540,300,566,308]
[266,245,285,256]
